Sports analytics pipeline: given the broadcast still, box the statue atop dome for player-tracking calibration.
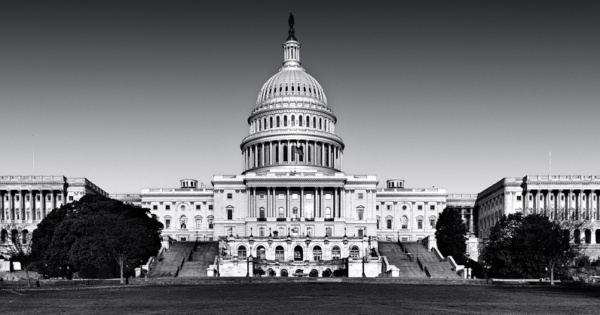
[287,13,297,41]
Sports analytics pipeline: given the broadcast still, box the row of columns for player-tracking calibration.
[247,187,345,219]
[244,140,342,170]
[524,189,600,220]
[250,114,334,134]
[0,189,65,221]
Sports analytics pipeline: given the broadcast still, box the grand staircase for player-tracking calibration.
[148,242,196,277]
[178,242,219,277]
[378,242,460,279]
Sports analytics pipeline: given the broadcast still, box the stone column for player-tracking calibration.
[7,190,13,220]
[341,189,345,218]
[286,188,290,218]
[267,187,271,218]
[319,187,324,218]
[300,187,304,219]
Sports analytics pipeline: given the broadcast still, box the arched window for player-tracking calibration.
[258,120,261,131]
[294,245,303,261]
[277,116,280,127]
[275,246,285,261]
[401,216,408,229]
[283,145,288,162]
[325,207,331,219]
[284,115,288,127]
[574,229,581,243]
[596,229,600,244]
[350,245,360,258]
[585,229,592,244]
[263,118,267,130]
[21,229,28,244]
[0,229,7,243]
[279,207,285,218]
[257,246,266,259]
[270,117,273,128]
[259,207,265,219]
[11,229,18,244]
[313,117,316,128]
[319,118,322,129]
[180,215,188,229]
[299,115,303,126]
[332,246,341,260]
[306,116,310,127]
[313,246,322,261]
[238,245,247,258]
[357,206,365,220]
[291,115,295,126]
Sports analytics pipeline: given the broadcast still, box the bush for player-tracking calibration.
[97,264,119,279]
[322,269,332,277]
[309,269,318,277]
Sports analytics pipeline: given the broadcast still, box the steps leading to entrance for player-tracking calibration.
[379,242,460,279]
[148,242,196,277]
[178,242,219,278]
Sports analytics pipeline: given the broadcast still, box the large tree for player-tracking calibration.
[483,213,578,284]
[30,194,163,284]
[435,208,468,264]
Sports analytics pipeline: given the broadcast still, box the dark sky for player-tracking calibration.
[1,1,599,194]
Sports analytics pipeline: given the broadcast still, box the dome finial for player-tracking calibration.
[287,12,297,41]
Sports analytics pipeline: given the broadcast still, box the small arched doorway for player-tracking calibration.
[257,246,266,260]
[294,245,303,261]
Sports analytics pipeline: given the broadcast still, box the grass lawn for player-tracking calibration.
[1,283,600,314]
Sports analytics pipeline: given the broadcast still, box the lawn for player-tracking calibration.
[1,283,599,314]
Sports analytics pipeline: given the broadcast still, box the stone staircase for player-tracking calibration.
[378,242,426,278]
[401,242,460,279]
[148,242,195,277]
[178,242,219,277]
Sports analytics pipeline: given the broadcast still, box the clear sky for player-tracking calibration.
[1,1,599,194]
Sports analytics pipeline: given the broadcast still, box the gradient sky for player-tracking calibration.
[1,1,599,194]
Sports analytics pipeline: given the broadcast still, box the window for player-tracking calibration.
[259,194,265,199]
[196,217,202,229]
[516,196,522,201]
[429,217,436,229]
[292,194,299,200]
[332,246,341,259]
[325,207,331,219]
[166,205,171,210]
[401,216,408,229]
[402,205,407,210]
[278,194,285,200]
[257,246,266,259]
[325,194,332,200]
[376,205,379,210]
[430,205,435,210]
[387,219,392,229]
[209,205,213,210]
[357,207,364,220]
[165,219,171,229]
[180,205,186,211]
[69,196,73,201]
[208,216,214,229]
[417,205,423,210]
[153,205,158,210]
[358,228,364,237]
[325,226,332,237]
[313,246,322,261]
[350,246,360,258]
[275,246,285,261]
[260,207,266,219]
[306,227,313,237]
[259,227,265,237]
[227,208,233,220]
[358,193,364,199]
[227,193,233,199]
[417,217,423,229]
[238,246,247,258]
[306,194,312,200]
[387,205,391,211]
[196,205,201,210]
[279,207,285,218]
[180,215,188,229]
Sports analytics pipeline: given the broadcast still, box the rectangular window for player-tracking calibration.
[57,195,61,201]
[227,193,232,199]
[196,219,201,229]
[278,194,285,200]
[153,205,158,210]
[306,194,312,200]
[430,205,435,210]
[358,193,364,199]
[69,196,73,201]
[165,205,170,210]
[358,228,364,237]
[376,205,379,210]
[259,194,265,199]
[325,194,332,200]
[292,194,299,200]
[387,205,391,210]
[196,205,201,210]
[386,220,392,229]
[26,195,30,201]
[418,205,423,210]
[306,227,313,237]
[418,220,423,229]
[325,227,332,237]
[516,196,522,201]
[227,209,233,220]
[430,219,435,229]
[227,227,233,236]
[209,205,213,210]
[165,219,171,229]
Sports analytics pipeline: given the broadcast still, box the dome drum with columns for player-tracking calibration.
[241,22,344,175]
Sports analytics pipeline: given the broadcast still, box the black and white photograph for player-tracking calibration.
[1,1,600,313]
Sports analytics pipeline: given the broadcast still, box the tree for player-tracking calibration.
[6,226,34,287]
[30,194,163,284]
[483,213,579,284]
[435,208,468,264]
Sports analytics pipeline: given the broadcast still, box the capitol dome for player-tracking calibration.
[241,16,344,175]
